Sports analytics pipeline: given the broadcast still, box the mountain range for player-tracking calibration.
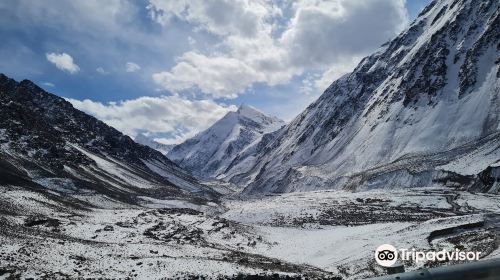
[0,74,218,209]
[1,0,499,278]
[166,0,499,195]
[4,0,496,199]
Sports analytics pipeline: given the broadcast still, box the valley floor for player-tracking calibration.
[0,186,499,279]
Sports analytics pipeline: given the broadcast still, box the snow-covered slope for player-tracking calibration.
[168,105,284,179]
[0,74,219,206]
[135,133,174,155]
[225,0,500,195]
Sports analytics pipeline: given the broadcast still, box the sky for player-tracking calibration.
[0,0,431,144]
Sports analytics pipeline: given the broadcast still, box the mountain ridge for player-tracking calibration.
[218,0,500,195]
[0,73,219,207]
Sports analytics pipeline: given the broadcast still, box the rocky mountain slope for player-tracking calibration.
[0,74,218,207]
[222,0,500,195]
[168,105,284,180]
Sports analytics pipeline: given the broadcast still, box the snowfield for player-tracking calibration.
[1,185,499,279]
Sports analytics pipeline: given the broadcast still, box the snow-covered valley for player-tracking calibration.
[1,186,499,279]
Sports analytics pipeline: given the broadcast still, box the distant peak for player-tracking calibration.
[237,103,253,110]
[134,133,149,141]
[237,104,262,115]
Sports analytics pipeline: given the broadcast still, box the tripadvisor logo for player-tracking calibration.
[375,244,398,267]
[375,244,482,267]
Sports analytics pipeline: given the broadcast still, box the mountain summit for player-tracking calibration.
[167,104,284,180]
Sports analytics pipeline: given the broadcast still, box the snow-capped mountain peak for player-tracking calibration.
[236,104,285,132]
[237,104,257,115]
[167,105,285,179]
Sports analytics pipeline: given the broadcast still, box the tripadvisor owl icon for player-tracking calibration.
[375,244,398,267]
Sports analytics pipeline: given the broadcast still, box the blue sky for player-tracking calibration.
[0,0,430,144]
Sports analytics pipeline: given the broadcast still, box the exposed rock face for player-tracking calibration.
[219,0,499,195]
[168,105,284,181]
[0,74,218,204]
[471,165,500,193]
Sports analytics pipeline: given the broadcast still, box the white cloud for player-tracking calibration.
[299,56,362,95]
[147,0,277,37]
[282,0,408,68]
[314,56,363,91]
[187,36,196,46]
[96,67,108,75]
[46,52,80,74]
[153,52,267,99]
[41,82,55,87]
[299,74,317,95]
[125,62,141,72]
[150,0,408,99]
[148,0,298,99]
[67,95,237,144]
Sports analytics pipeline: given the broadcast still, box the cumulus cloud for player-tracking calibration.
[147,0,277,37]
[46,52,80,74]
[153,52,268,99]
[282,0,408,68]
[149,0,408,99]
[148,0,294,98]
[125,62,141,72]
[67,96,236,144]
